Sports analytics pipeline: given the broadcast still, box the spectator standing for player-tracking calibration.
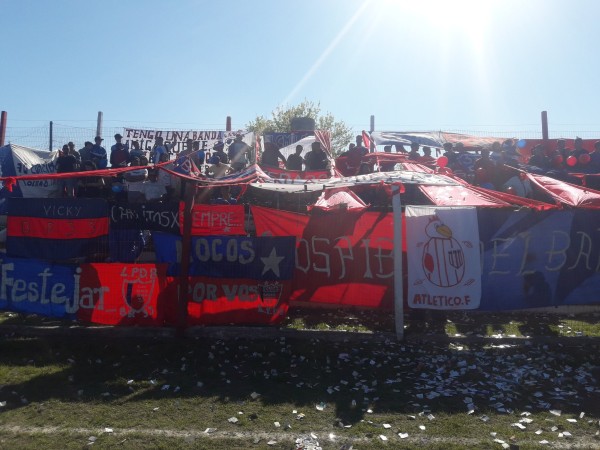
[304,141,329,171]
[212,141,229,164]
[67,141,81,167]
[379,145,396,172]
[473,148,497,185]
[110,133,130,168]
[354,134,369,156]
[151,136,176,164]
[228,134,251,171]
[79,141,93,164]
[129,140,146,160]
[56,144,78,197]
[420,146,435,164]
[191,141,206,168]
[408,142,420,160]
[286,145,304,171]
[261,142,287,168]
[91,136,108,169]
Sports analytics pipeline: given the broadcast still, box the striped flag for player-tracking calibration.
[6,198,109,261]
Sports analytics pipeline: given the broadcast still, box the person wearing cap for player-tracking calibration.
[110,133,130,168]
[151,136,177,164]
[91,136,108,169]
[212,141,229,165]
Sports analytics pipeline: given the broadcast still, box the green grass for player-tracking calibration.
[1,330,600,449]
[3,308,600,338]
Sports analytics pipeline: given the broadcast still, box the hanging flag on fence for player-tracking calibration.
[6,198,109,260]
[178,203,246,235]
[405,206,481,310]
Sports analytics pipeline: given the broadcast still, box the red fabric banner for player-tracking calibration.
[77,263,169,326]
[179,203,246,235]
[251,206,401,309]
[7,216,109,239]
[160,276,290,325]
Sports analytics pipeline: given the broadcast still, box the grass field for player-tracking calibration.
[1,309,600,449]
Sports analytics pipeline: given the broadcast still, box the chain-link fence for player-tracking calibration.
[6,119,600,153]
[3,120,231,152]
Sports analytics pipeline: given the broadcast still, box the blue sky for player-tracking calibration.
[2,0,600,142]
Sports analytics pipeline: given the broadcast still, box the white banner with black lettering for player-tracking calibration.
[405,206,481,310]
[122,128,245,155]
[9,145,60,198]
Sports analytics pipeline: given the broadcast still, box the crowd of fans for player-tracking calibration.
[53,130,600,203]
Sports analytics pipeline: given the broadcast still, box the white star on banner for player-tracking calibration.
[261,247,285,277]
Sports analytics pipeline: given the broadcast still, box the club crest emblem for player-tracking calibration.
[120,269,157,318]
[422,215,465,287]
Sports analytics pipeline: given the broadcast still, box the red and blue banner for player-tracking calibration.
[0,258,167,325]
[179,204,246,236]
[6,198,109,260]
[153,233,295,324]
[476,208,600,310]
[251,206,396,309]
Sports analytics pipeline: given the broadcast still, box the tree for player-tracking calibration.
[246,100,353,156]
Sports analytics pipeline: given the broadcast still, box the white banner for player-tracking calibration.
[122,128,244,154]
[405,206,481,310]
[10,145,60,198]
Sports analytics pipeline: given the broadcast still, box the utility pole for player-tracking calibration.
[96,111,103,138]
[541,111,549,141]
[49,121,53,151]
[0,111,7,146]
[369,115,375,152]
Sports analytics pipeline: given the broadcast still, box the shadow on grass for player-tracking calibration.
[1,333,600,430]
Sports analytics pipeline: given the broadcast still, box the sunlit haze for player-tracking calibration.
[2,0,599,140]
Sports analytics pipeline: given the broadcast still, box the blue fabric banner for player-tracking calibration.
[478,209,600,310]
[153,233,295,280]
[0,257,77,319]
